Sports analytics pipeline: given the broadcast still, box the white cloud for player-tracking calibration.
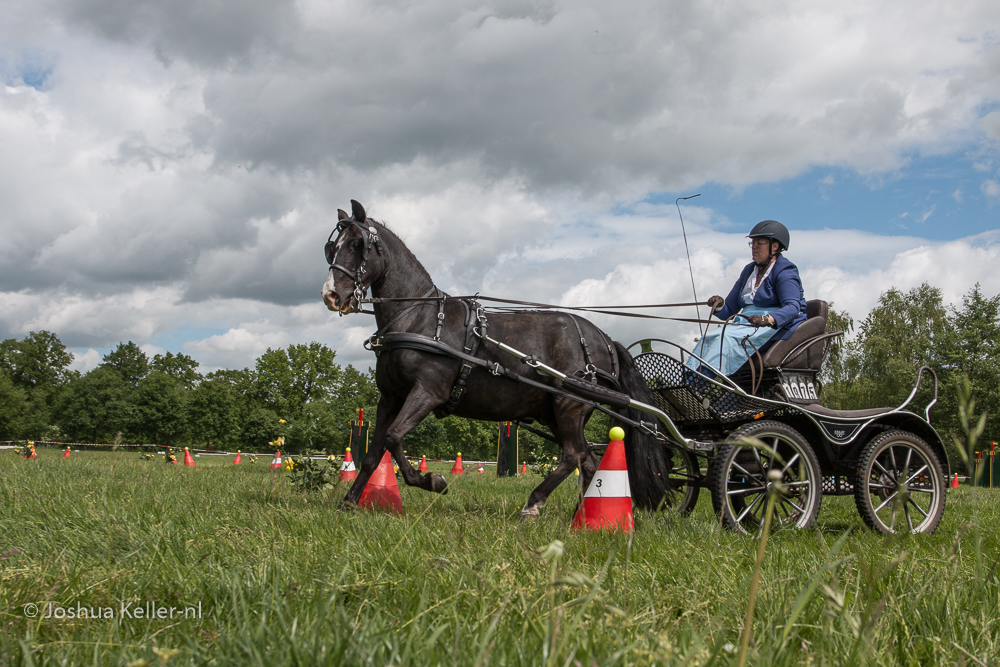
[69,348,102,373]
[2,0,1000,373]
[982,180,1000,198]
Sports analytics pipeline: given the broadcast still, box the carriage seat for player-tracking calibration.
[761,300,828,370]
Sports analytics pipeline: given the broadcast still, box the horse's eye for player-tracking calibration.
[352,240,363,250]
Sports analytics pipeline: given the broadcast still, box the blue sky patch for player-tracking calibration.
[644,150,1000,241]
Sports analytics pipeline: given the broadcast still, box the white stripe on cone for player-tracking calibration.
[340,460,356,472]
[583,470,631,498]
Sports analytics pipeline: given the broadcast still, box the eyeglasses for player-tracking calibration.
[748,238,771,248]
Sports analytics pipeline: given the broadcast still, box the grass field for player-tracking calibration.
[1,448,998,666]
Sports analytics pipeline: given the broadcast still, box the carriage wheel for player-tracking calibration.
[854,430,946,535]
[665,448,701,516]
[709,421,822,533]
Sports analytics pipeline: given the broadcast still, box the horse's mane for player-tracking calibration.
[368,218,434,285]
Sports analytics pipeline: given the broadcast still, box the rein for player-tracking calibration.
[359,294,755,326]
[326,218,754,326]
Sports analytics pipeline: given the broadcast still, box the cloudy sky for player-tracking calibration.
[2,0,999,373]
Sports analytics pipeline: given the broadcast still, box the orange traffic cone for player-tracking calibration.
[950,472,960,488]
[270,451,283,470]
[572,428,633,532]
[418,456,428,472]
[340,447,357,481]
[450,452,464,475]
[233,451,242,464]
[358,451,403,513]
[477,462,485,473]
[520,462,527,474]
[183,447,196,467]
[63,447,70,459]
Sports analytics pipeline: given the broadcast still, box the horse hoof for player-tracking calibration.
[339,499,358,511]
[429,473,449,494]
[520,506,541,520]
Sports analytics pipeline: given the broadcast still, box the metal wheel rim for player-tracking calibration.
[863,441,941,533]
[664,450,699,514]
[724,434,818,531]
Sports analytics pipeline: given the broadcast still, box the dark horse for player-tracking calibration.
[322,200,673,517]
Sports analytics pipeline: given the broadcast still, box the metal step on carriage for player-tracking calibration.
[625,299,950,535]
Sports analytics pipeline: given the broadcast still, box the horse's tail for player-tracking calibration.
[612,341,674,510]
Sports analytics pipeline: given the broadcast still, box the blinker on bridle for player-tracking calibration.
[325,218,383,313]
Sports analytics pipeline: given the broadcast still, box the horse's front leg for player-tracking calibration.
[382,384,450,494]
[342,396,398,506]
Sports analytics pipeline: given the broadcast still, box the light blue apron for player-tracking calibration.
[685,305,777,377]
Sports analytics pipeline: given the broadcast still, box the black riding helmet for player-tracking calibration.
[747,220,789,251]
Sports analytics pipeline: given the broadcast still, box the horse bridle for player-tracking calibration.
[325,217,384,312]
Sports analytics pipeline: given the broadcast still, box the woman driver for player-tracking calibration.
[689,220,806,376]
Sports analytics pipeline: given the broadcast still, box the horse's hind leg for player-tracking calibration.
[521,399,589,519]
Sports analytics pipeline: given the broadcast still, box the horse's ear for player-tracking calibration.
[337,209,349,221]
[350,200,366,222]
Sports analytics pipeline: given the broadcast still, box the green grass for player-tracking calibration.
[1,448,998,666]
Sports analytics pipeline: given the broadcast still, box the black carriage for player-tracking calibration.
[627,299,950,534]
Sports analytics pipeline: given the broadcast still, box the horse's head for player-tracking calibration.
[322,199,386,313]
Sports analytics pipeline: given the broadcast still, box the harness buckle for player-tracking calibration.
[490,362,502,376]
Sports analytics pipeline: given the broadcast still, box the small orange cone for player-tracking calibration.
[450,452,464,475]
[183,447,196,467]
[950,472,960,488]
[233,451,242,464]
[477,462,485,473]
[63,447,70,459]
[270,451,283,470]
[358,451,403,513]
[418,456,428,472]
[572,428,633,532]
[340,447,357,481]
[520,462,527,474]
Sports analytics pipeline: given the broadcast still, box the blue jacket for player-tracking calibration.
[714,255,806,341]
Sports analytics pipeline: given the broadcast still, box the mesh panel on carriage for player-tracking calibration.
[633,352,778,423]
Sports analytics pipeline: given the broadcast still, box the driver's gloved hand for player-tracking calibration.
[706,295,724,312]
[747,314,772,328]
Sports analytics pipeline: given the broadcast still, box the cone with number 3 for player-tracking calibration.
[572,427,633,532]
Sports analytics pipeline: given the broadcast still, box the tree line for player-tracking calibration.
[821,283,1000,463]
[0,334,528,459]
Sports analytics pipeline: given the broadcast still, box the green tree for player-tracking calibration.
[240,408,284,451]
[253,343,340,418]
[327,364,380,438]
[101,342,149,390]
[56,367,134,443]
[936,284,1000,448]
[0,371,27,439]
[132,371,186,446]
[151,351,201,389]
[186,378,241,448]
[205,368,256,420]
[822,283,946,411]
[0,330,73,389]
